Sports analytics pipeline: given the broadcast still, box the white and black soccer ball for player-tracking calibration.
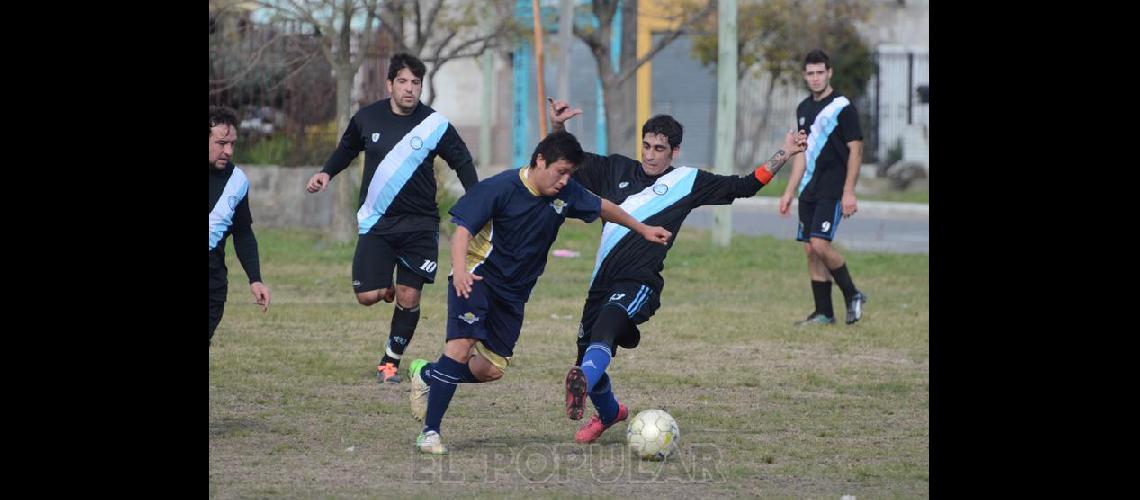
[626,409,680,461]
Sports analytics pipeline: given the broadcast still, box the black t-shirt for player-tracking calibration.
[795,92,863,201]
[209,162,261,284]
[321,99,478,234]
[573,153,768,295]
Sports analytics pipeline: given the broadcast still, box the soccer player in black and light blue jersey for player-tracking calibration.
[778,49,868,327]
[547,98,806,443]
[209,106,270,346]
[404,131,672,454]
[306,53,479,383]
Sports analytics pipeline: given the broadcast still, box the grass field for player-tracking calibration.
[209,222,929,497]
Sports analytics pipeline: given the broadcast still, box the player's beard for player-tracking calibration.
[395,96,418,114]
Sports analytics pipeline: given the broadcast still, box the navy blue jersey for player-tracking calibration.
[209,162,261,283]
[573,153,767,295]
[321,99,478,235]
[449,168,602,303]
[795,92,862,201]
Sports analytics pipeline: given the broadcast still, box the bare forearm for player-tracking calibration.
[784,155,806,197]
[451,226,473,274]
[844,141,863,193]
[755,147,795,182]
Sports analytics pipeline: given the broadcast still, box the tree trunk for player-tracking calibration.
[614,0,638,157]
[735,70,778,171]
[425,63,439,107]
[602,77,634,158]
[330,63,359,243]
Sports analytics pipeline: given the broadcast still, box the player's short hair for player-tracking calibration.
[804,49,831,70]
[209,106,239,136]
[642,115,683,150]
[387,53,427,81]
[529,131,585,170]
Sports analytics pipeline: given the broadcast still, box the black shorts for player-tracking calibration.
[576,282,660,357]
[446,277,525,360]
[209,268,227,342]
[352,230,439,293]
[796,198,844,242]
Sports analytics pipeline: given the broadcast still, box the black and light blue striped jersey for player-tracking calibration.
[573,153,768,295]
[795,92,863,201]
[209,162,261,283]
[321,98,478,235]
[449,167,602,304]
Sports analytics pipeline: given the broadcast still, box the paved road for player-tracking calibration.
[687,197,929,254]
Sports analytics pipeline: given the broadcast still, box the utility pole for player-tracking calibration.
[713,0,737,247]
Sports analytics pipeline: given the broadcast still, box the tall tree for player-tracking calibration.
[573,0,715,157]
[691,0,874,171]
[377,0,519,106]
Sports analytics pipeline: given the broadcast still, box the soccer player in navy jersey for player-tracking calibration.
[405,131,671,454]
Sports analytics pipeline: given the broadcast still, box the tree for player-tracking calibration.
[691,0,875,171]
[210,4,339,169]
[245,1,379,241]
[248,0,517,241]
[572,0,715,157]
[377,0,519,107]
[254,1,382,137]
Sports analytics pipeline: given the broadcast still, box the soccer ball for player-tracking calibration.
[626,409,680,461]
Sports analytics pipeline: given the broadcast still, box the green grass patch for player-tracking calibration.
[211,222,928,497]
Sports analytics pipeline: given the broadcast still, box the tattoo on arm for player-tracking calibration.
[762,149,789,176]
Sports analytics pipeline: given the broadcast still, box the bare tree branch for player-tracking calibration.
[272,0,335,65]
[209,30,289,92]
[378,2,412,54]
[413,0,424,53]
[263,50,325,93]
[614,1,715,84]
[423,0,446,52]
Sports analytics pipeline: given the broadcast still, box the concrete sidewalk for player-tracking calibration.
[734,196,928,219]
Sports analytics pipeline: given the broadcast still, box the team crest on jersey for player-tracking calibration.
[410,136,424,150]
[551,198,566,214]
[618,181,630,189]
[798,116,805,126]
[653,184,668,196]
[459,312,480,325]
[371,132,380,142]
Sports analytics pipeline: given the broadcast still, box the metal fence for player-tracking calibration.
[871,45,929,170]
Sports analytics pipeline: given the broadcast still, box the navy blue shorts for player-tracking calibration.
[446,277,525,360]
[796,198,844,242]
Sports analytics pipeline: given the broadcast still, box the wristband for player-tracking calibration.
[753,164,773,184]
